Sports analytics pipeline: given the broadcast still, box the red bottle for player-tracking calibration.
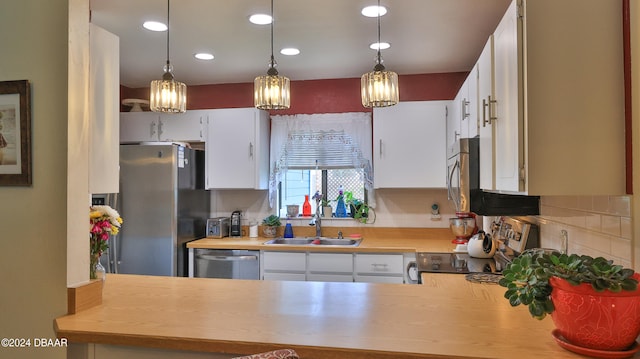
[302,195,312,216]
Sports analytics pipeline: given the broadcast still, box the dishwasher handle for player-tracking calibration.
[197,254,259,261]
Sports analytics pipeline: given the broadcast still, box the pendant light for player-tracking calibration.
[361,0,398,108]
[254,0,291,110]
[150,0,187,113]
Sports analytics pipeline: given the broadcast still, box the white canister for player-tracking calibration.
[249,220,258,238]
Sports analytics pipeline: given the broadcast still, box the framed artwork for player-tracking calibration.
[0,80,31,186]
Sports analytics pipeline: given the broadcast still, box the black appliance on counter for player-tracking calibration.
[417,217,539,281]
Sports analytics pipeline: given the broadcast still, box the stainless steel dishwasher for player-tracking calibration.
[194,249,260,279]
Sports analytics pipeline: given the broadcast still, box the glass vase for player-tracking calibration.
[95,261,106,284]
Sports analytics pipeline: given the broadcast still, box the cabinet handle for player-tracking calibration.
[482,96,498,127]
[379,139,383,158]
[249,142,254,158]
[371,263,389,272]
[462,99,470,120]
[158,119,164,139]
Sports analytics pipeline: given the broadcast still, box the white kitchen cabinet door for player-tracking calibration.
[373,101,449,188]
[158,110,206,142]
[477,36,495,191]
[465,62,479,139]
[493,0,522,192]
[262,251,306,281]
[119,112,161,143]
[206,108,270,189]
[447,92,461,150]
[89,24,119,194]
[120,111,205,143]
[308,253,353,273]
[353,253,404,283]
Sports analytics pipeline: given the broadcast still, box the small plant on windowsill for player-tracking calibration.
[320,196,332,218]
[498,248,640,352]
[343,191,374,224]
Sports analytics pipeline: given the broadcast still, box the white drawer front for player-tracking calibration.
[354,254,404,275]
[308,253,353,273]
[262,252,306,271]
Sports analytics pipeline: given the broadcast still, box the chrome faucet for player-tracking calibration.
[309,191,323,237]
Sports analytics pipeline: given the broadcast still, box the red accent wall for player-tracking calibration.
[120,72,467,114]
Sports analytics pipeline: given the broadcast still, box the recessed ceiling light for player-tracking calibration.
[370,42,390,50]
[361,5,387,18]
[249,13,272,25]
[194,53,214,60]
[143,21,167,32]
[280,48,300,56]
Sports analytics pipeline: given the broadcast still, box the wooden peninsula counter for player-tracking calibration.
[54,273,591,359]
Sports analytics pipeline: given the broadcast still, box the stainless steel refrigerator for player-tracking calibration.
[115,143,209,277]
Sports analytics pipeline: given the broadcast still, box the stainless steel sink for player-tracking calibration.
[263,237,362,247]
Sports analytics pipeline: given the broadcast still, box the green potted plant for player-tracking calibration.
[261,214,281,238]
[343,192,374,224]
[499,248,640,352]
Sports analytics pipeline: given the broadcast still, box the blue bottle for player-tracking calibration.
[284,223,294,238]
[335,187,347,218]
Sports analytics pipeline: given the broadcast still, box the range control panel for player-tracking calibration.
[490,217,539,256]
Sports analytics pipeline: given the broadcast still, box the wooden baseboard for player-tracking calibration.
[67,279,103,314]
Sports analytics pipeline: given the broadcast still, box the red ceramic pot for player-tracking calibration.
[549,273,640,351]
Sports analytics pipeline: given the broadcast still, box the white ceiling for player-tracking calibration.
[89,0,511,88]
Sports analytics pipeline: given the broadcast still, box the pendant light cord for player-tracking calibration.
[376,0,382,65]
[270,0,275,65]
[166,0,171,66]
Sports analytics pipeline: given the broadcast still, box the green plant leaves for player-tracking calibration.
[499,248,637,319]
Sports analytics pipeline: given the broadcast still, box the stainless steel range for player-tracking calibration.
[417,217,539,277]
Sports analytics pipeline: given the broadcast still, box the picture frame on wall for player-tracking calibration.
[0,80,31,186]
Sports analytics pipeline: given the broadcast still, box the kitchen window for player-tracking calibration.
[269,113,373,215]
[278,168,366,217]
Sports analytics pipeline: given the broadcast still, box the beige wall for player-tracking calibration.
[0,1,70,358]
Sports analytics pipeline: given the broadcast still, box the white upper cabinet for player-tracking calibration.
[477,36,495,191]
[373,101,449,188]
[158,111,206,142]
[488,0,625,195]
[120,110,206,143]
[205,108,270,189]
[89,24,119,194]
[448,63,479,151]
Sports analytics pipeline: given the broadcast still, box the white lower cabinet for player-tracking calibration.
[261,251,408,283]
[307,253,354,282]
[262,252,306,281]
[354,254,404,284]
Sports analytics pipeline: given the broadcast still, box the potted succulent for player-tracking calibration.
[261,214,281,238]
[499,248,640,352]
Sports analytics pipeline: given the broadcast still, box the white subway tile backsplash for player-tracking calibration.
[621,217,632,239]
[536,195,632,265]
[601,215,621,237]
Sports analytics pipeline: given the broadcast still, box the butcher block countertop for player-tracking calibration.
[187,227,456,253]
[55,274,585,359]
